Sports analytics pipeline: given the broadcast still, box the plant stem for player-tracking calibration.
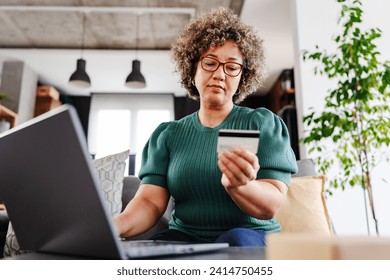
[363,150,379,235]
[362,187,370,235]
[354,79,379,235]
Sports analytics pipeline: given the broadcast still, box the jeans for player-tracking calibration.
[151,228,267,247]
[215,228,266,246]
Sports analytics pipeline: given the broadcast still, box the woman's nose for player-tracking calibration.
[212,65,226,80]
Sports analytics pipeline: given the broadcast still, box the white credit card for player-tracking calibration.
[217,129,260,154]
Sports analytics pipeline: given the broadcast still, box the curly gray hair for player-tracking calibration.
[171,6,266,104]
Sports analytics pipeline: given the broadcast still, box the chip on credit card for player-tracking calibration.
[217,129,260,154]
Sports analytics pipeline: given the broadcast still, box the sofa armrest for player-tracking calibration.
[121,176,172,240]
[121,176,142,211]
[293,159,317,177]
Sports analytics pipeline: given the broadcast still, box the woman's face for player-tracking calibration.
[194,40,243,108]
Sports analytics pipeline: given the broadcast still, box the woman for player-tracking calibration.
[114,7,297,246]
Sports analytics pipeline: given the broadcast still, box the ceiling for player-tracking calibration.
[0,0,294,96]
[0,0,244,50]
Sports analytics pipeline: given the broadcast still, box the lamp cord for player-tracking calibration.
[81,12,86,58]
[135,13,139,59]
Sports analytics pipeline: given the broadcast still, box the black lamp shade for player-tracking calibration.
[69,58,91,88]
[125,59,146,88]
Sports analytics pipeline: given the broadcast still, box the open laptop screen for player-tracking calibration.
[0,105,126,259]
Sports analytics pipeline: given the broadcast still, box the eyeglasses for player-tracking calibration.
[200,56,244,77]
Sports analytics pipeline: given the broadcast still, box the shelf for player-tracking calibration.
[0,104,18,128]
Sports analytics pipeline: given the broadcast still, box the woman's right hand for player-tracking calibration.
[113,184,170,238]
[218,146,260,189]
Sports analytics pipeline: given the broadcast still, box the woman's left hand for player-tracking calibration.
[217,146,260,189]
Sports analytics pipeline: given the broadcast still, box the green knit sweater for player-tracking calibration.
[139,105,298,242]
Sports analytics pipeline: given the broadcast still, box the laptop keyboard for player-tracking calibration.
[121,240,230,258]
[122,240,195,258]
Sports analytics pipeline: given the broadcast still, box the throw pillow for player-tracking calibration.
[93,149,130,216]
[3,149,129,258]
[275,175,333,235]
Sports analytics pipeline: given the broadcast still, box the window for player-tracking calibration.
[88,93,174,175]
[95,109,131,158]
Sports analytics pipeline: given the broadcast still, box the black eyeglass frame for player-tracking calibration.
[199,56,244,77]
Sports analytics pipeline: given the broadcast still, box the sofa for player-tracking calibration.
[0,158,333,258]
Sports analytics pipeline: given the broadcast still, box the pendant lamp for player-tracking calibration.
[69,12,91,88]
[125,14,146,88]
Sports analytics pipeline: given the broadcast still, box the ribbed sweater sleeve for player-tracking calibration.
[250,108,298,185]
[138,122,175,188]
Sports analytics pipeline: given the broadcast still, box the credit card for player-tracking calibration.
[217,129,260,154]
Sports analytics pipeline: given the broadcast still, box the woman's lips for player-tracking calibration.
[208,84,225,92]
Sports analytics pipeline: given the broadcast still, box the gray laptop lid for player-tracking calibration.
[0,105,127,259]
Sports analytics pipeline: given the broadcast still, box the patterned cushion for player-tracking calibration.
[3,149,129,258]
[93,149,130,216]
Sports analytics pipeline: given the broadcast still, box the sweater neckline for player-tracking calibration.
[192,105,239,132]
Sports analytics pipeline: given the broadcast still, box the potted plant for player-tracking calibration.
[302,0,390,235]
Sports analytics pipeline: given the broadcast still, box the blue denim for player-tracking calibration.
[151,228,267,247]
[215,228,267,247]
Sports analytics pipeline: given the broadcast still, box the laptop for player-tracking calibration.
[0,104,228,259]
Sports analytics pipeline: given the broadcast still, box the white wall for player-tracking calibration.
[293,0,390,236]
